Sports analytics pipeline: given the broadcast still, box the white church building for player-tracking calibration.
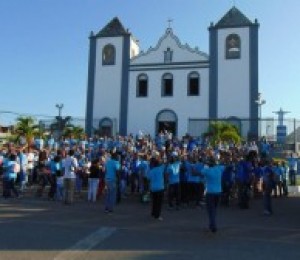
[85,6,260,139]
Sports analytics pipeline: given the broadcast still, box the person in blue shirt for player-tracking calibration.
[48,154,62,200]
[280,161,288,196]
[166,153,181,209]
[179,155,189,206]
[201,157,223,233]
[3,154,20,198]
[273,161,283,197]
[287,153,297,185]
[120,160,129,198]
[186,155,197,207]
[221,156,234,206]
[138,154,149,195]
[260,139,270,159]
[129,153,140,194]
[147,156,165,220]
[18,149,28,193]
[104,152,120,213]
[236,154,253,209]
[262,160,275,216]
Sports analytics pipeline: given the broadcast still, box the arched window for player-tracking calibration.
[226,34,241,59]
[102,44,116,65]
[136,74,148,97]
[162,73,173,97]
[188,72,200,96]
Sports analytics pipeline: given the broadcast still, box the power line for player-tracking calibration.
[0,110,84,120]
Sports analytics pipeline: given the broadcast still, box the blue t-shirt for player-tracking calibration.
[236,161,252,183]
[186,162,200,183]
[167,161,180,184]
[222,164,234,184]
[4,160,18,180]
[202,165,223,194]
[50,160,61,175]
[147,165,165,192]
[139,160,149,177]
[105,159,120,182]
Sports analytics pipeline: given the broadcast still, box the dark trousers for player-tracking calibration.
[151,190,164,218]
[206,193,220,232]
[130,173,138,193]
[48,175,57,199]
[180,182,188,204]
[3,179,19,198]
[289,170,296,185]
[187,182,197,205]
[263,190,272,213]
[238,182,250,209]
[168,183,180,207]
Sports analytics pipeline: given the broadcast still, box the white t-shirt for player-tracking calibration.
[64,156,78,179]
[27,152,35,170]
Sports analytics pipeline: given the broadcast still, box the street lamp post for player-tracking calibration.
[255,93,266,140]
[55,104,64,117]
[55,104,64,138]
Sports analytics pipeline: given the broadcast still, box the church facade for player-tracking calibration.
[85,7,260,139]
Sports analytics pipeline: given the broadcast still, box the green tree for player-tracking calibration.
[206,121,241,145]
[63,125,85,140]
[50,116,72,139]
[14,116,39,148]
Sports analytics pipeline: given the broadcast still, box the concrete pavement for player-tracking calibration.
[0,191,300,260]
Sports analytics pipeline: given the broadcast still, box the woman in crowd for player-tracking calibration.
[147,155,165,221]
[88,158,101,202]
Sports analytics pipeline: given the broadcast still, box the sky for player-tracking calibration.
[1,0,300,125]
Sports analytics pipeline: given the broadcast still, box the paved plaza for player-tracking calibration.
[0,190,300,260]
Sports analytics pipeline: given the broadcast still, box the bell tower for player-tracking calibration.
[86,17,131,136]
[209,6,259,138]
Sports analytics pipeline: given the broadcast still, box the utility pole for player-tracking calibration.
[55,104,64,139]
[56,104,64,117]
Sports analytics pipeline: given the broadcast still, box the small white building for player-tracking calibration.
[86,6,260,138]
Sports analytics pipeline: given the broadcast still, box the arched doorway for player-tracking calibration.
[99,117,113,137]
[156,109,177,136]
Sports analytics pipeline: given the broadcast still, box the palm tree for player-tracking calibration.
[63,125,85,140]
[14,116,39,149]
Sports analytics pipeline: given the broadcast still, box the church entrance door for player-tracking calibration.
[99,117,113,137]
[156,109,177,136]
[158,121,176,135]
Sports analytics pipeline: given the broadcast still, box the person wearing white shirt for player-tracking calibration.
[26,148,35,186]
[63,149,78,204]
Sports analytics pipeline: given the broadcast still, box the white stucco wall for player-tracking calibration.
[93,37,124,127]
[217,27,250,118]
[131,29,208,65]
[127,68,209,137]
[130,36,140,59]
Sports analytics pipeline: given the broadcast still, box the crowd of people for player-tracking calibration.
[0,131,297,233]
